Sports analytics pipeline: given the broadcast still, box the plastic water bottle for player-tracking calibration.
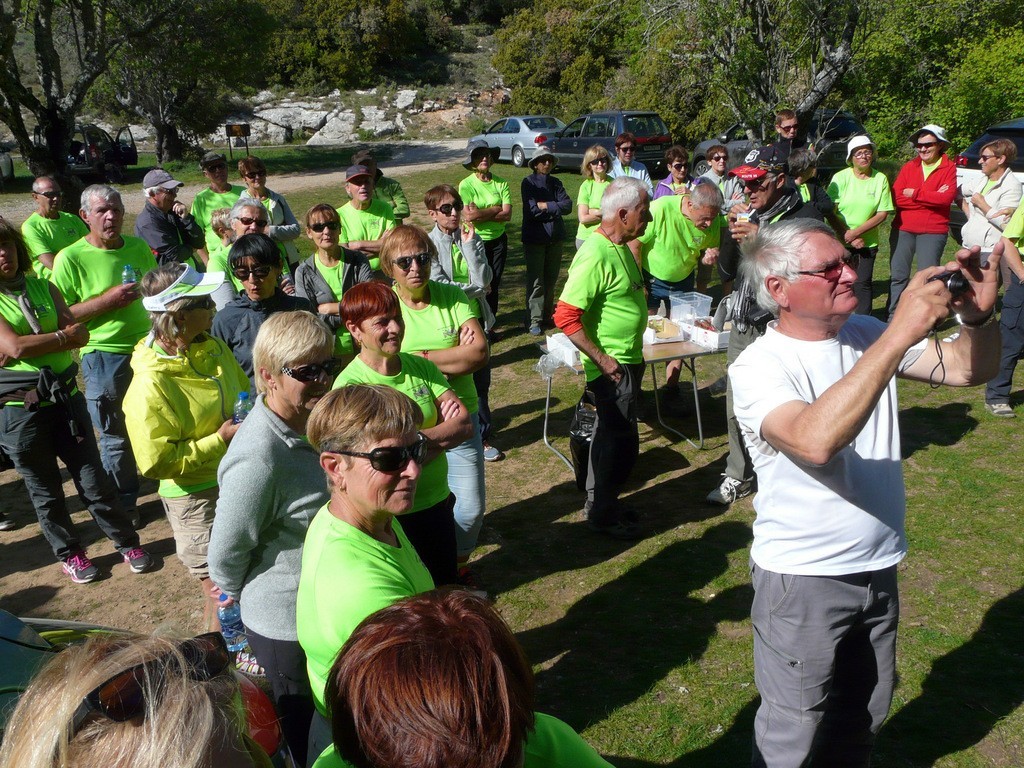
[232,391,252,424]
[121,264,136,284]
[217,593,247,652]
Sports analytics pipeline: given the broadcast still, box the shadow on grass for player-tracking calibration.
[517,520,753,729]
[0,584,60,618]
[899,402,976,460]
[876,585,1024,766]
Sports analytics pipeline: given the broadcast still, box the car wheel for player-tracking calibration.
[512,146,526,167]
[692,157,711,176]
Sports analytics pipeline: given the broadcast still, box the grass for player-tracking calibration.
[7,154,1024,765]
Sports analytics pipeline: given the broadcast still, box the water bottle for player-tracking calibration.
[121,264,136,284]
[217,593,247,653]
[232,391,252,424]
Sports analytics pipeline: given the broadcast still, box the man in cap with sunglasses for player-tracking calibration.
[20,175,88,280]
[191,151,244,261]
[729,218,999,767]
[337,164,396,272]
[134,169,206,270]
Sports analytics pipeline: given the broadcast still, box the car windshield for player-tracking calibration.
[813,113,864,139]
[524,117,561,130]
[965,133,1024,166]
[623,114,669,137]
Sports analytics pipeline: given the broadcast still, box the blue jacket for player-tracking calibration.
[521,173,572,245]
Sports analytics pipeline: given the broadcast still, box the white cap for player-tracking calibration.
[846,135,875,163]
[142,266,225,312]
[909,124,949,145]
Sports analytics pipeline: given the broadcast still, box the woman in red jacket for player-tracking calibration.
[888,124,957,319]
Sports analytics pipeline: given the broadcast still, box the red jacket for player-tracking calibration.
[893,155,957,234]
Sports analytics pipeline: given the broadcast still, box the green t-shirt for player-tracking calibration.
[315,257,355,355]
[826,168,895,249]
[20,212,89,281]
[207,243,244,294]
[559,234,647,379]
[638,196,722,282]
[394,282,478,415]
[333,353,451,511]
[575,178,611,242]
[336,200,395,272]
[0,277,72,378]
[450,240,470,283]
[921,158,941,181]
[51,236,158,354]
[296,504,433,713]
[190,185,243,253]
[311,712,615,768]
[458,174,511,242]
[1004,204,1024,247]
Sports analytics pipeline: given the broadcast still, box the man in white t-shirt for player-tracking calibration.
[730,219,999,767]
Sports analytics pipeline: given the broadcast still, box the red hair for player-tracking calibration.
[340,280,400,328]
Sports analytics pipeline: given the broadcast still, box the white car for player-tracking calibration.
[468,115,566,167]
[950,118,1024,241]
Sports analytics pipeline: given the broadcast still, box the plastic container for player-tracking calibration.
[217,593,247,653]
[232,392,252,424]
[121,265,136,285]
[669,292,713,324]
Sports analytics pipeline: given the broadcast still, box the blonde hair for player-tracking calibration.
[252,311,335,395]
[581,144,611,179]
[140,264,201,343]
[307,385,422,455]
[0,634,247,768]
[379,225,437,279]
[210,207,233,238]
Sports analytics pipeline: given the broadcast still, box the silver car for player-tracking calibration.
[468,115,566,168]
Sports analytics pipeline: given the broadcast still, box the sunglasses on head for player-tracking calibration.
[393,253,431,271]
[238,216,269,227]
[71,633,230,737]
[435,202,464,216]
[232,265,274,281]
[281,358,344,382]
[334,433,427,472]
[310,221,341,233]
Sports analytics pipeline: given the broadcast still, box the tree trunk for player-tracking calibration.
[156,122,185,162]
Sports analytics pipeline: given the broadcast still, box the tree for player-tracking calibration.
[0,0,179,183]
[91,0,274,162]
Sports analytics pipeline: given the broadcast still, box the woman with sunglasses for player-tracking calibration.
[0,632,273,768]
[211,233,314,385]
[335,281,472,587]
[237,156,301,274]
[888,124,958,319]
[699,145,747,212]
[653,145,694,199]
[576,144,613,248]
[209,311,336,766]
[382,225,489,587]
[297,384,436,760]
[124,264,250,631]
[295,204,374,360]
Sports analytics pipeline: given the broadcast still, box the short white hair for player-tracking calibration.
[600,177,647,219]
[740,219,838,314]
[80,184,123,215]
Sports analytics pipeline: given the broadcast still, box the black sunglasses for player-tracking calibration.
[281,358,344,382]
[244,171,267,179]
[710,155,728,161]
[35,190,62,199]
[670,162,687,171]
[914,142,939,149]
[435,202,464,216]
[71,633,230,736]
[310,221,341,233]
[618,145,637,152]
[393,253,431,271]
[334,434,427,472]
[203,163,227,172]
[232,265,274,280]
[589,157,609,166]
[238,216,269,227]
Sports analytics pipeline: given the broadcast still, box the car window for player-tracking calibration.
[562,118,587,138]
[524,117,561,131]
[623,114,668,137]
[967,133,1024,171]
[584,117,613,138]
[724,125,747,143]
[504,119,520,134]
[486,120,506,134]
[813,113,865,139]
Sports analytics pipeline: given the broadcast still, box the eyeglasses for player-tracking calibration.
[310,221,341,233]
[244,171,267,179]
[778,123,799,133]
[979,154,996,162]
[589,158,609,166]
[281,358,344,382]
[435,201,464,216]
[333,434,426,472]
[34,190,61,199]
[710,155,728,162]
[180,297,214,311]
[743,175,775,191]
[232,265,274,281]
[203,163,227,173]
[159,188,178,196]
[852,149,874,158]
[796,251,860,281]
[70,633,229,736]
[393,252,431,271]
[237,216,269,227]
[914,142,939,150]
[618,145,637,153]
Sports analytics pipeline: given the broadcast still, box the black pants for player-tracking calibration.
[986,272,1024,404]
[398,492,458,586]
[482,233,508,319]
[851,245,878,316]
[585,363,644,526]
[244,629,314,767]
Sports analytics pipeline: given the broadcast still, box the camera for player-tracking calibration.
[928,271,969,298]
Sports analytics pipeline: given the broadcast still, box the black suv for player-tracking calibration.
[545,111,672,176]
[35,124,138,183]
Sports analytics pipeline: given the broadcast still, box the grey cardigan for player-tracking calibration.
[208,395,328,641]
[293,251,373,332]
[427,223,495,330]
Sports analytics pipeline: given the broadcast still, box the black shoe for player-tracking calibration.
[587,518,642,541]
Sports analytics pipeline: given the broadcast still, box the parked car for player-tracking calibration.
[0,609,293,765]
[949,118,1024,242]
[545,111,672,176]
[691,109,867,181]
[468,115,566,167]
[34,123,138,183]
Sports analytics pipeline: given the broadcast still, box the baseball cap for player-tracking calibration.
[345,165,372,183]
[729,146,786,181]
[200,151,227,168]
[142,266,225,312]
[143,169,184,190]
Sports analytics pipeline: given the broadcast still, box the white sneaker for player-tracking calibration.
[706,475,754,505]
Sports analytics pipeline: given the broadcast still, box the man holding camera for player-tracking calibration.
[730,218,999,767]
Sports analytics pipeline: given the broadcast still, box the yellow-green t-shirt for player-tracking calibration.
[190,185,244,254]
[314,257,355,355]
[921,158,941,181]
[394,282,478,414]
[208,243,244,294]
[458,174,511,242]
[20,212,89,281]
[336,200,395,272]
[0,277,72,377]
[333,353,451,511]
[51,236,157,354]
[575,178,611,242]
[638,195,722,282]
[1004,204,1024,248]
[826,168,895,249]
[559,234,647,380]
